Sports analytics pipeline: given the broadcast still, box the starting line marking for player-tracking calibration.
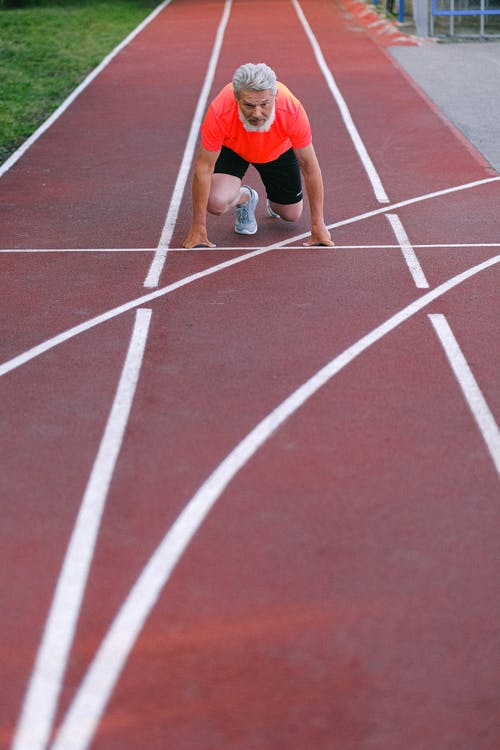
[1,174,499,259]
[1,242,500,253]
[1,178,500,380]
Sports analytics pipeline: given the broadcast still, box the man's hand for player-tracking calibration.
[183,147,220,248]
[294,145,334,247]
[303,222,334,247]
[183,226,216,249]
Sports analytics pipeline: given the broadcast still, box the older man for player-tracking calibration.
[183,62,333,248]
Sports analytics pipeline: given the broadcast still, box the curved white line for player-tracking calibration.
[50,254,499,750]
[1,177,499,379]
[12,309,152,750]
[0,245,272,378]
[277,175,500,249]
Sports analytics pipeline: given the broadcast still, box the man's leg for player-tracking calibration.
[210,147,259,234]
[207,174,249,215]
[208,175,259,234]
[267,199,303,222]
[255,148,303,222]
[209,146,252,215]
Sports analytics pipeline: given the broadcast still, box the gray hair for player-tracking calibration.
[232,63,277,96]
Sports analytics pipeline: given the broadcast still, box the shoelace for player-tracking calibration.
[237,202,250,222]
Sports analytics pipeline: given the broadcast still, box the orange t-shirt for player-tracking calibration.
[201,81,312,164]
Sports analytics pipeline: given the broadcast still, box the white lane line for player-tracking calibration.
[168,243,500,252]
[1,177,499,379]
[143,0,233,289]
[0,248,157,253]
[2,242,500,254]
[428,313,500,476]
[292,0,390,204]
[386,213,429,288]
[11,309,152,750]
[0,1,173,178]
[49,255,499,750]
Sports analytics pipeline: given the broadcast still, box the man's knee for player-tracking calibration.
[271,200,303,222]
[207,196,230,216]
[208,174,242,215]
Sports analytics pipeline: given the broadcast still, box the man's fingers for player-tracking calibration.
[303,239,335,247]
[182,239,216,248]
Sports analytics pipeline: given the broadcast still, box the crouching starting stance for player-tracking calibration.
[183,62,333,248]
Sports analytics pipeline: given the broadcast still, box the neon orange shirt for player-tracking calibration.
[201,81,312,163]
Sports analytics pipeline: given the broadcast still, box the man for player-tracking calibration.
[183,62,333,248]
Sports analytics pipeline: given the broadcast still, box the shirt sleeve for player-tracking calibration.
[289,100,312,149]
[200,104,224,152]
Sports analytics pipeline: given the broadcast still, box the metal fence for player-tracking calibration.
[430,0,500,36]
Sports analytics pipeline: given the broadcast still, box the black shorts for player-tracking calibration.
[213,146,303,205]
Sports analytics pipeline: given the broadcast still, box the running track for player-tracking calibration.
[1,1,499,748]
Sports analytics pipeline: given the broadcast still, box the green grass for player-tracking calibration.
[0,0,160,165]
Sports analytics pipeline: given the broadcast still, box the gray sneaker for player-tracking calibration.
[235,186,259,234]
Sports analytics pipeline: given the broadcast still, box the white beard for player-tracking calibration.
[238,102,276,132]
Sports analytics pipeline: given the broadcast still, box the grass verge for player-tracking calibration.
[0,0,160,165]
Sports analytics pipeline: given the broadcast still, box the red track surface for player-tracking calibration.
[1,1,499,749]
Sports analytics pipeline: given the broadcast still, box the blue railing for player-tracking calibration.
[432,0,500,14]
[432,5,500,13]
[430,0,500,35]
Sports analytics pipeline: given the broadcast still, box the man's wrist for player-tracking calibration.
[311,219,327,229]
[191,218,207,230]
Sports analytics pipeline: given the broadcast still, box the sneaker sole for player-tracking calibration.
[235,226,258,235]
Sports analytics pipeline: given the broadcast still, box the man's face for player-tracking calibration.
[236,88,276,132]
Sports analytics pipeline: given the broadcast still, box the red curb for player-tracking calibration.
[340,0,424,46]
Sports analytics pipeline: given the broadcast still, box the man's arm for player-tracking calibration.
[294,144,334,247]
[183,146,221,248]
